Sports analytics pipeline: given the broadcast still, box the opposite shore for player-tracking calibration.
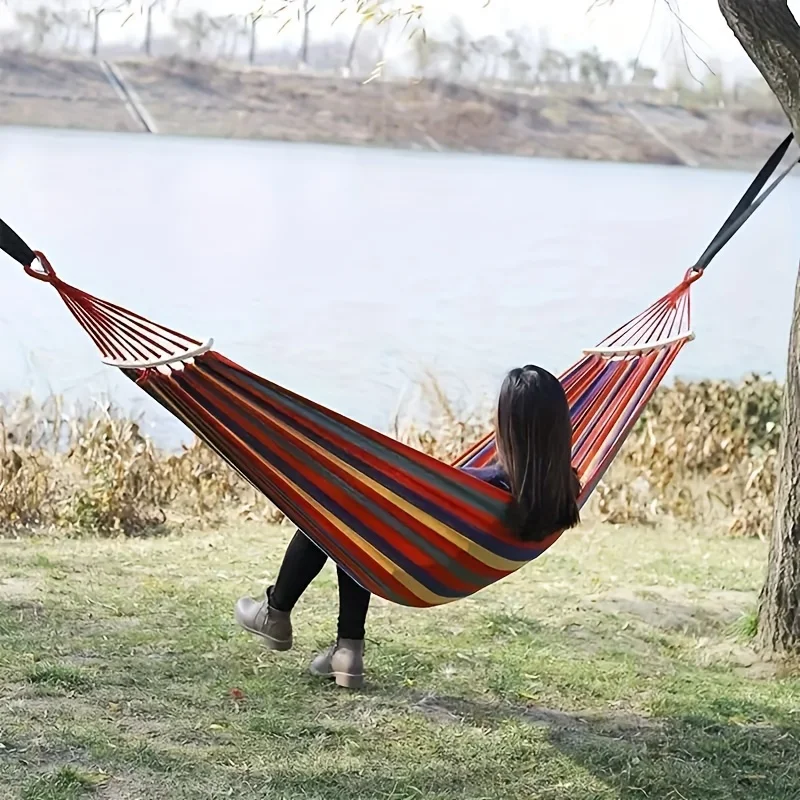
[0,51,791,170]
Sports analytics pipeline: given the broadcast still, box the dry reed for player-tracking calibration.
[0,374,781,538]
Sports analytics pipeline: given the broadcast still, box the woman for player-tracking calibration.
[234,364,581,688]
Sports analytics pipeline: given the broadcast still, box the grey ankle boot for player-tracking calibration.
[309,639,365,689]
[234,586,292,651]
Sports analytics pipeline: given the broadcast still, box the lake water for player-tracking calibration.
[1,126,799,447]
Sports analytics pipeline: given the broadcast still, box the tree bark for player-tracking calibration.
[758,267,800,655]
[718,0,800,655]
[719,0,800,125]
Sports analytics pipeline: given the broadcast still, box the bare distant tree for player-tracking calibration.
[474,35,503,81]
[628,59,658,86]
[143,0,168,57]
[299,0,312,68]
[539,48,569,83]
[247,12,263,65]
[173,11,213,57]
[703,58,726,105]
[596,58,616,90]
[504,30,533,85]
[15,6,55,51]
[89,5,110,57]
[411,31,447,79]
[375,16,393,65]
[343,1,390,77]
[55,6,89,52]
[344,16,366,76]
[577,48,598,86]
[605,59,623,87]
[205,15,242,60]
[226,16,246,60]
[445,18,473,80]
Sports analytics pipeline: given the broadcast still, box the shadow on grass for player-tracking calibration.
[6,675,799,799]
[408,692,800,800]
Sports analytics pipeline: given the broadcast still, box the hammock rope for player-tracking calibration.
[1,134,796,607]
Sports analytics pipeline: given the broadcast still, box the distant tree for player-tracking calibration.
[173,11,213,56]
[15,6,55,51]
[411,30,441,78]
[210,15,244,60]
[539,48,569,82]
[54,7,89,52]
[577,48,608,88]
[605,59,623,86]
[345,1,397,78]
[247,12,263,65]
[561,54,574,82]
[577,49,593,84]
[375,16,393,65]
[89,4,109,57]
[703,58,726,105]
[444,17,472,80]
[628,59,658,87]
[595,57,619,90]
[474,35,503,81]
[143,1,167,57]
[342,16,367,76]
[299,0,312,68]
[504,30,533,85]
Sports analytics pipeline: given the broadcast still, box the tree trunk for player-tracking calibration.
[144,5,154,56]
[91,10,102,57]
[345,20,364,76]
[377,24,391,67]
[719,0,800,655]
[299,0,311,67]
[249,17,258,65]
[758,267,800,654]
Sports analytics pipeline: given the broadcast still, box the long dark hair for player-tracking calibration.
[496,365,580,541]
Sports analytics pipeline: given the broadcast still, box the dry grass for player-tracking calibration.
[0,374,782,538]
[0,396,283,536]
[596,374,781,538]
[398,374,781,539]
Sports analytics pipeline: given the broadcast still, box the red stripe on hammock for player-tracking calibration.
[176,365,505,594]
[205,355,512,534]
[140,372,423,604]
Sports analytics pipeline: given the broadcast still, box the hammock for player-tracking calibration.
[1,135,796,608]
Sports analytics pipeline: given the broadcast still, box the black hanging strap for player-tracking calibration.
[0,217,36,267]
[694,132,797,271]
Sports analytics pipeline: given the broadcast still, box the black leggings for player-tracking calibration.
[269,530,371,640]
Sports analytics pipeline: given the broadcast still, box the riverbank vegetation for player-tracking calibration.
[0,374,781,539]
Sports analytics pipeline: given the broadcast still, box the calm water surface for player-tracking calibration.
[1,127,798,446]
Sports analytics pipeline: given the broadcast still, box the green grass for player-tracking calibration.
[1,519,799,799]
[26,664,92,691]
[20,766,108,800]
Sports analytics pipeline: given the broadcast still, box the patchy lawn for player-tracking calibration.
[1,520,799,799]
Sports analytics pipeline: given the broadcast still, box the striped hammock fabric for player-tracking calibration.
[0,133,795,608]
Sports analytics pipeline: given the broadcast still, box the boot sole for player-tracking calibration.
[237,621,292,652]
[310,666,364,689]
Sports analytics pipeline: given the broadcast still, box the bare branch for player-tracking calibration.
[594,0,712,82]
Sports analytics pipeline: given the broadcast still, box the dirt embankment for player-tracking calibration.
[0,52,790,170]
